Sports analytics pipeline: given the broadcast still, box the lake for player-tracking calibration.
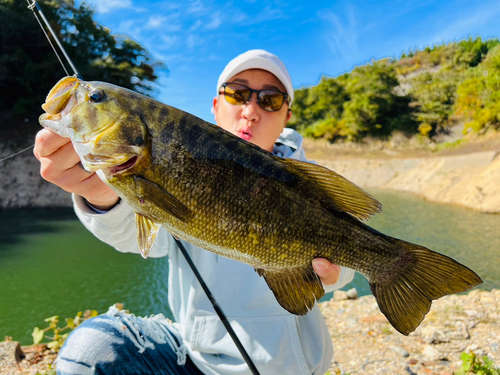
[0,189,498,344]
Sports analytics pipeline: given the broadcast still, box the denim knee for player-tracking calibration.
[56,314,128,374]
[55,306,189,375]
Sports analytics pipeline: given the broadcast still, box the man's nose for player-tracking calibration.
[241,93,260,122]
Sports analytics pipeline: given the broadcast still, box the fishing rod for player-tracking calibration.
[1,0,82,163]
[27,2,261,374]
[27,0,82,79]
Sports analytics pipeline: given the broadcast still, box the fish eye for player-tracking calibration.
[89,89,105,103]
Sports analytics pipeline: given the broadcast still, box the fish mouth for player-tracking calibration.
[40,76,81,122]
[108,156,139,175]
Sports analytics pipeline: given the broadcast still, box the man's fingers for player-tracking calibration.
[34,129,71,159]
[312,258,341,286]
[44,160,95,192]
[39,141,83,181]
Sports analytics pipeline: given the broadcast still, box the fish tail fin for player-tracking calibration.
[370,241,482,335]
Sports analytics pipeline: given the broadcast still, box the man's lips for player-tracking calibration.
[238,127,253,141]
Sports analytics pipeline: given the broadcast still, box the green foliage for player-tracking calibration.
[291,60,417,140]
[289,75,348,133]
[454,37,500,68]
[32,309,99,352]
[455,351,499,375]
[0,0,165,126]
[342,60,416,139]
[408,70,461,135]
[290,36,500,142]
[455,45,500,133]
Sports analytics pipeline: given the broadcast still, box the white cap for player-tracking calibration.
[216,49,294,106]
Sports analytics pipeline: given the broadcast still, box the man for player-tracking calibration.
[34,49,354,375]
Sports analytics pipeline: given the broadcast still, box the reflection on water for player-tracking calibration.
[0,190,498,344]
[0,208,170,344]
[322,189,499,300]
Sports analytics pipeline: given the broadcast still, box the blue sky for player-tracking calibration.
[83,0,500,123]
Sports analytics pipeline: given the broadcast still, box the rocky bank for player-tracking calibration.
[322,289,500,375]
[318,150,500,214]
[1,289,498,374]
[2,137,500,212]
[0,143,71,209]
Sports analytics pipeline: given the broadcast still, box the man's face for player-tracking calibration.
[213,69,292,152]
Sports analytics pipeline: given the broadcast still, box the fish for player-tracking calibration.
[39,76,482,335]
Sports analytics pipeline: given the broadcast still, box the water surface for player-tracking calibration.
[0,190,498,344]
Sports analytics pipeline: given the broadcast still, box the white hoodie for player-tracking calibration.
[72,128,354,375]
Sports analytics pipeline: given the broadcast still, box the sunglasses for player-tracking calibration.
[220,82,289,112]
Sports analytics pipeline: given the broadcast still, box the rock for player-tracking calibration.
[422,344,446,361]
[359,314,388,323]
[422,327,449,344]
[0,339,24,370]
[320,150,500,213]
[333,290,348,301]
[390,345,409,357]
[346,288,358,299]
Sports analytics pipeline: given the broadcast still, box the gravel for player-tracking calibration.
[1,289,498,374]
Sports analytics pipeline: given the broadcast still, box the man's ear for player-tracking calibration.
[286,108,292,123]
[213,96,219,123]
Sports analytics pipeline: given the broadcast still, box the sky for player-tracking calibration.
[82,0,500,123]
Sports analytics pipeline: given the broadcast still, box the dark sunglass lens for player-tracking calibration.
[225,83,250,105]
[259,91,284,112]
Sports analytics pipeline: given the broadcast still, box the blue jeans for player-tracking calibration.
[56,306,204,375]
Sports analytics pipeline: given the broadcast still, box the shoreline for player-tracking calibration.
[2,289,498,374]
[318,151,500,214]
[321,289,500,374]
[2,140,500,212]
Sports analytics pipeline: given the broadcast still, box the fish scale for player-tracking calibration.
[39,76,483,335]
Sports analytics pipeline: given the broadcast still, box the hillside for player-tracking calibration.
[290,37,500,146]
[302,131,500,214]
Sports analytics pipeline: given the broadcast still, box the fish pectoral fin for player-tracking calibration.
[135,213,160,259]
[256,266,325,315]
[134,176,193,223]
[280,158,382,220]
[370,240,483,336]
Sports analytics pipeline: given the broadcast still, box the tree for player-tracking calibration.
[455,45,500,132]
[289,76,348,133]
[342,60,415,139]
[0,0,165,128]
[408,70,460,136]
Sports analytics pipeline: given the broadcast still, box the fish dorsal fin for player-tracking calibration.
[256,266,325,315]
[135,213,160,259]
[280,158,382,220]
[134,176,193,223]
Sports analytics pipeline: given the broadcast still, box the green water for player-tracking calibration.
[1,190,498,344]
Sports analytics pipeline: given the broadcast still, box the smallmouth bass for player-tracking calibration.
[39,76,482,335]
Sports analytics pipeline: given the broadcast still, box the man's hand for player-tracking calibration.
[312,258,341,286]
[34,129,120,210]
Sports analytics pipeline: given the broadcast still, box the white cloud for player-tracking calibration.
[322,5,360,63]
[430,4,500,45]
[190,20,203,31]
[89,0,134,14]
[186,34,201,49]
[116,19,144,39]
[186,0,206,15]
[242,5,288,26]
[159,35,179,50]
[146,15,168,29]
[145,13,183,32]
[206,11,221,30]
